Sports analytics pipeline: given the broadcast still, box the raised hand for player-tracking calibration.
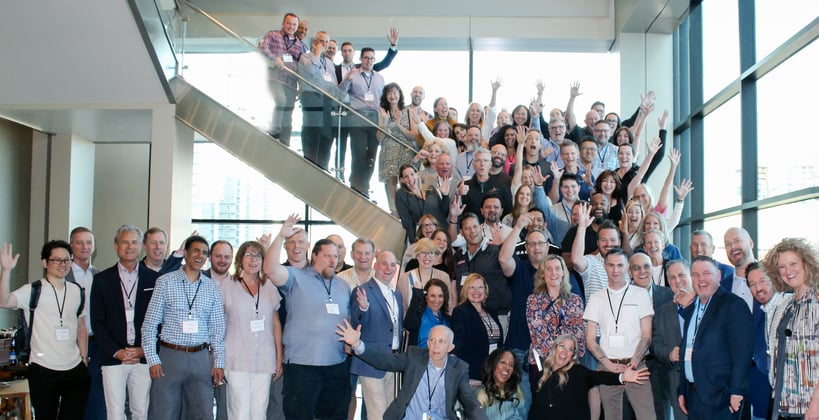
[514,213,532,230]
[280,213,301,238]
[491,77,503,92]
[535,79,545,95]
[648,137,662,155]
[550,161,564,180]
[257,233,273,251]
[449,193,466,219]
[675,179,694,201]
[335,319,362,347]
[356,288,369,311]
[387,27,399,46]
[570,81,582,98]
[659,109,669,129]
[669,148,681,167]
[576,201,593,228]
[0,244,20,271]
[515,126,527,143]
[457,180,469,196]
[529,97,543,116]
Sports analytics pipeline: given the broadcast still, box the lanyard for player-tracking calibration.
[282,33,296,50]
[561,201,571,222]
[241,278,261,317]
[693,297,711,340]
[598,144,609,165]
[320,56,328,73]
[426,365,446,411]
[47,279,68,327]
[185,280,202,317]
[478,310,500,342]
[362,72,373,91]
[606,285,629,333]
[321,276,334,302]
[120,277,137,309]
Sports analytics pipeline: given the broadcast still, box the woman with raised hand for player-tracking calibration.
[377,83,418,215]
[403,278,452,349]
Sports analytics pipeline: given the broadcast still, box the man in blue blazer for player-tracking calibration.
[349,251,404,420]
[337,322,487,420]
[678,256,753,420]
[90,225,159,420]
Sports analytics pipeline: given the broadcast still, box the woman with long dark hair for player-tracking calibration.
[377,82,418,215]
[477,348,527,419]
[403,278,451,349]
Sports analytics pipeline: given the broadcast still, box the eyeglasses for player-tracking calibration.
[631,264,652,271]
[593,128,609,133]
[419,223,437,229]
[549,126,565,130]
[526,241,548,248]
[556,343,576,353]
[244,253,263,260]
[48,258,73,265]
[417,251,438,257]
[468,285,486,290]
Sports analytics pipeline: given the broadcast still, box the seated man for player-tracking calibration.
[336,322,487,420]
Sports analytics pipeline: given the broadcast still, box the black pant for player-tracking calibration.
[29,362,90,420]
[348,115,379,196]
[282,360,351,420]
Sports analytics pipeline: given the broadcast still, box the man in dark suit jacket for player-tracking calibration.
[90,225,159,420]
[679,256,753,420]
[349,251,404,420]
[337,322,487,420]
[653,260,696,420]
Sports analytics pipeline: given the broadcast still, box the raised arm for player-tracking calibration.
[655,149,680,214]
[565,81,582,131]
[263,214,301,286]
[0,244,20,309]
[627,137,662,199]
[448,193,466,242]
[510,127,527,191]
[500,215,529,277]
[570,202,593,273]
[666,179,694,231]
[548,161,564,204]
[629,95,655,154]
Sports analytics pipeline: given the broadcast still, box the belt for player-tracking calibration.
[610,358,631,365]
[88,335,96,341]
[689,381,697,390]
[160,341,208,353]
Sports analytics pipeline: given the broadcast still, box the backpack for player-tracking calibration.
[15,280,85,363]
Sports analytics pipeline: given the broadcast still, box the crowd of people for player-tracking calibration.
[0,10,816,420]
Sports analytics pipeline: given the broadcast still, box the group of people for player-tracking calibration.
[1,213,816,420]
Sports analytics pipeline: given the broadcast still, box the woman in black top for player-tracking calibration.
[529,334,649,420]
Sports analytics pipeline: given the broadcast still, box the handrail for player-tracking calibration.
[176,0,415,152]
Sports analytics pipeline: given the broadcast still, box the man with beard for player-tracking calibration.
[326,234,352,273]
[479,195,512,243]
[652,259,696,420]
[455,126,482,179]
[744,263,783,420]
[205,240,233,285]
[592,119,619,171]
[489,144,507,176]
[423,153,464,228]
[571,201,624,303]
[722,227,755,310]
[263,215,352,420]
[498,213,554,413]
[142,236,226,420]
[561,192,610,264]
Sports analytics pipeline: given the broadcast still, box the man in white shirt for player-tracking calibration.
[722,227,756,311]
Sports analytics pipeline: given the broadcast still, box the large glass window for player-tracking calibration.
[702,97,742,213]
[756,41,819,199]
[755,0,819,60]
[701,0,740,100]
[757,199,819,259]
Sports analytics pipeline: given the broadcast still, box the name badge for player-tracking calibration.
[684,347,693,362]
[250,318,265,333]
[364,92,375,102]
[460,275,469,286]
[282,53,293,63]
[609,334,625,348]
[55,327,70,341]
[182,318,199,334]
[489,343,498,353]
[323,73,333,82]
[125,309,135,322]
[326,303,340,315]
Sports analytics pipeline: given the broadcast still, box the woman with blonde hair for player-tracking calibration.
[764,237,819,420]
[528,334,648,419]
[397,237,455,313]
[526,255,586,382]
[452,273,503,384]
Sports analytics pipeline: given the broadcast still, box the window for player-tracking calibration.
[701,0,740,100]
[703,214,742,267]
[755,0,819,60]
[756,41,819,199]
[757,199,819,258]
[702,97,741,213]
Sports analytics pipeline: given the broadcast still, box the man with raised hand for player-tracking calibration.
[263,214,351,420]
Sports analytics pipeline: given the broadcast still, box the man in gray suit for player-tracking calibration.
[652,259,695,419]
[336,323,487,420]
